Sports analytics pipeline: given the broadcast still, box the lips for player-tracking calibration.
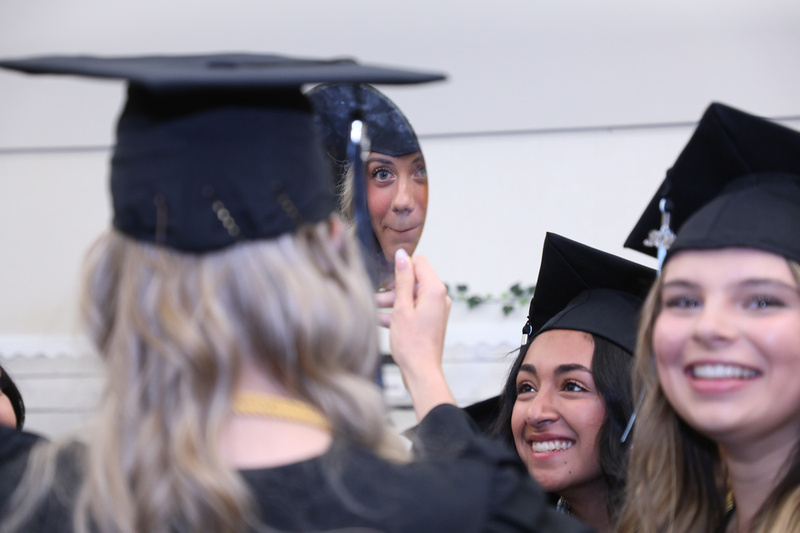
[687,363,760,380]
[386,225,420,234]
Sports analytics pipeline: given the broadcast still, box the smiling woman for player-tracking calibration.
[488,232,656,533]
[655,249,800,444]
[618,103,800,533]
[365,151,428,262]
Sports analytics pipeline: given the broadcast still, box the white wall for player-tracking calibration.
[1,1,799,435]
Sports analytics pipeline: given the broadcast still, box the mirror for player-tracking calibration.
[307,84,427,288]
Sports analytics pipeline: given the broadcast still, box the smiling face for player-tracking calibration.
[365,151,428,262]
[511,329,606,500]
[654,248,800,449]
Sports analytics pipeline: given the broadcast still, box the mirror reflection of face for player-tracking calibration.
[365,151,428,263]
[510,329,606,500]
[654,248,800,447]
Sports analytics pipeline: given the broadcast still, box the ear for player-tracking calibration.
[328,216,345,249]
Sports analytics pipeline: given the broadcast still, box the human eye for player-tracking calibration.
[662,294,701,310]
[562,380,588,393]
[371,167,394,182]
[516,381,536,396]
[744,294,786,310]
[414,165,427,180]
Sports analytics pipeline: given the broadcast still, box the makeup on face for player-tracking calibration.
[654,248,800,446]
[511,329,606,499]
[366,151,428,262]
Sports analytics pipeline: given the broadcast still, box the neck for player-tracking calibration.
[560,483,611,533]
[220,366,332,469]
[721,434,796,533]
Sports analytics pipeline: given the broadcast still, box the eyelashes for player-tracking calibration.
[662,294,787,310]
[515,380,590,396]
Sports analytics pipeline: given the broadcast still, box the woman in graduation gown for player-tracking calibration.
[617,103,800,533]
[482,233,654,532]
[0,54,588,533]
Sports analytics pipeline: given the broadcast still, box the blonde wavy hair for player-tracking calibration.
[3,218,408,533]
[617,259,800,533]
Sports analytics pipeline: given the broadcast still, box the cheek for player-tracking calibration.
[510,401,526,439]
[577,401,606,446]
[652,315,683,368]
[415,182,428,212]
[366,184,392,222]
[750,319,800,364]
[0,395,16,428]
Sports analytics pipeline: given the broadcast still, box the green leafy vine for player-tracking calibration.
[445,282,536,316]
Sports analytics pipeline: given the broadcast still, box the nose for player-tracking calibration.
[524,388,558,427]
[691,300,737,348]
[391,176,415,214]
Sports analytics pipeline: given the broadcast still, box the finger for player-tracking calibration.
[410,255,447,300]
[376,311,392,329]
[393,248,416,311]
[374,290,396,309]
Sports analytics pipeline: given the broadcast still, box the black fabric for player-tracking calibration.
[0,54,445,252]
[308,83,420,165]
[246,404,591,533]
[0,406,591,533]
[525,233,656,354]
[463,395,505,436]
[667,172,800,264]
[625,102,800,263]
[0,54,446,92]
[0,426,45,516]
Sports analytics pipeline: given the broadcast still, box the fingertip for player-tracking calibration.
[395,248,409,270]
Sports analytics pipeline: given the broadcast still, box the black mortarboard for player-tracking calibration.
[522,233,656,354]
[625,103,800,266]
[307,83,420,167]
[0,54,444,252]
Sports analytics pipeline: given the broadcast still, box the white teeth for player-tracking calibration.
[691,364,757,379]
[531,440,573,453]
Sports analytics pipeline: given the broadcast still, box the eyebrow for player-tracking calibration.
[662,278,799,292]
[366,156,394,166]
[517,363,592,379]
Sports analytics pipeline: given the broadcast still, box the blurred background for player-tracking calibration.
[2,0,799,435]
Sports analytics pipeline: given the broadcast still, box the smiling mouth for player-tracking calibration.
[688,364,759,380]
[530,440,573,453]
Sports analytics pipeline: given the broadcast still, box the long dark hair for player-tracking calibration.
[489,333,633,520]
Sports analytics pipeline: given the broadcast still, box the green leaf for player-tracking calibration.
[467,295,483,308]
[502,305,515,316]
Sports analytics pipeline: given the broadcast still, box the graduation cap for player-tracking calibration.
[0,54,444,252]
[465,233,655,437]
[624,102,800,267]
[522,233,656,354]
[307,83,420,171]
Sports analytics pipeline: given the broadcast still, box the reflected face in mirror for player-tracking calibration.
[366,151,428,262]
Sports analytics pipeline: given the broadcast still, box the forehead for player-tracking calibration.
[522,329,595,370]
[663,248,797,286]
[367,150,424,163]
